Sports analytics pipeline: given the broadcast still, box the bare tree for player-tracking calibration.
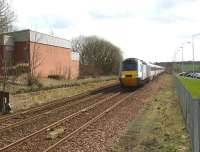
[0,52,7,91]
[0,0,16,90]
[72,36,123,76]
[27,32,46,85]
[0,45,14,91]
[0,46,13,113]
[0,0,16,33]
[71,36,85,54]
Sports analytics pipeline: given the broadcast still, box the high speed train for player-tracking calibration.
[119,58,165,87]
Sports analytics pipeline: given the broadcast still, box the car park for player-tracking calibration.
[179,71,200,79]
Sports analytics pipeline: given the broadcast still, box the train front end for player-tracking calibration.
[119,58,139,87]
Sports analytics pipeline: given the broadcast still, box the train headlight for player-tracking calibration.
[121,75,125,78]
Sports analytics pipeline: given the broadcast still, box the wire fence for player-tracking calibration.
[174,75,200,152]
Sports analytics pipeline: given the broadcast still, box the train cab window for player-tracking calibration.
[121,60,137,71]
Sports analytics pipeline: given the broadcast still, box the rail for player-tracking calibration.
[0,91,122,151]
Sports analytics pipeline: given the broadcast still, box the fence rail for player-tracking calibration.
[174,76,200,152]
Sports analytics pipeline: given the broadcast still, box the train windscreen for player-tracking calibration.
[121,60,137,71]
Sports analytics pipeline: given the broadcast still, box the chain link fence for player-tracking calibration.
[174,75,200,152]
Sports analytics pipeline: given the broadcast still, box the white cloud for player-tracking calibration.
[10,0,200,62]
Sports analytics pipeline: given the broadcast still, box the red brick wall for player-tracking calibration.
[30,42,71,78]
[1,41,80,79]
[70,60,79,79]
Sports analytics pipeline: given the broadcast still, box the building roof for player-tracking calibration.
[0,29,71,49]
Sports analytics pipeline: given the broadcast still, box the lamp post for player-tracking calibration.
[180,46,184,72]
[173,49,179,73]
[179,41,191,73]
[192,33,200,76]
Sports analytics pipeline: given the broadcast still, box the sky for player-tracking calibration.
[9,0,200,62]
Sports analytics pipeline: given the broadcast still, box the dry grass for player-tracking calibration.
[0,75,117,94]
[10,78,117,112]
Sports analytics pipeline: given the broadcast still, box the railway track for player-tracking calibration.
[0,88,119,131]
[0,87,135,152]
[0,82,118,124]
[0,87,121,147]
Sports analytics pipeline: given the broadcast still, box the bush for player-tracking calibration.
[6,64,29,76]
[48,75,65,80]
[27,77,43,88]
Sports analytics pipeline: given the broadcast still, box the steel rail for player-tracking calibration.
[0,91,121,152]
[0,82,118,122]
[44,91,135,152]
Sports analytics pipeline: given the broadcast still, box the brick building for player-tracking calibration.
[0,30,79,79]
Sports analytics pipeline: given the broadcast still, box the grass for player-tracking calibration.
[9,76,117,111]
[112,75,191,152]
[38,75,117,87]
[0,75,117,94]
[178,76,200,98]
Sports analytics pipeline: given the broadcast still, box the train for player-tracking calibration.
[119,58,165,87]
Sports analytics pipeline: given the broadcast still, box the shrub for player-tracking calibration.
[48,75,65,80]
[6,64,29,76]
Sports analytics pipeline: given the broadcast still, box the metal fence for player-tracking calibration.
[174,76,200,152]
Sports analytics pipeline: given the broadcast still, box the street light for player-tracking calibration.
[179,46,184,72]
[178,41,191,73]
[192,33,200,75]
[172,48,179,73]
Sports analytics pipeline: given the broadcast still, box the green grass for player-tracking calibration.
[178,76,200,98]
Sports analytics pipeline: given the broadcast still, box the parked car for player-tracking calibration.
[193,73,200,79]
[184,71,193,77]
[178,71,200,79]
[179,72,186,76]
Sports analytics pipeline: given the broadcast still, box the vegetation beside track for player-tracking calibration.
[0,75,117,94]
[8,76,117,112]
[178,76,200,98]
[112,75,191,152]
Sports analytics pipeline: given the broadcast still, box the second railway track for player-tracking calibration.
[0,83,122,151]
[0,89,135,152]
[0,82,119,125]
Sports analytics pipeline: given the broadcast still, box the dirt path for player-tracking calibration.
[112,74,191,152]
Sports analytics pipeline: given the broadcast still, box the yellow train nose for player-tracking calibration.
[120,77,138,86]
[119,70,138,87]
